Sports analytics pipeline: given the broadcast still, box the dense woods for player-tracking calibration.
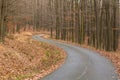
[0,0,120,51]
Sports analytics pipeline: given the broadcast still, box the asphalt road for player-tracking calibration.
[33,35,118,80]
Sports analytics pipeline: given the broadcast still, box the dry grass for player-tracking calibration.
[0,32,66,80]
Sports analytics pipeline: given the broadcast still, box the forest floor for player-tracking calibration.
[0,32,66,80]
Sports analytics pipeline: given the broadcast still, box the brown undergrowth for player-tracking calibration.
[0,32,66,80]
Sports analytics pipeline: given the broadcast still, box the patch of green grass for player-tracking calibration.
[54,50,60,54]
[15,74,33,80]
[45,51,51,57]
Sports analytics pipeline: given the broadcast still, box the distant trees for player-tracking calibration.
[0,0,119,51]
[0,0,35,42]
[52,0,120,51]
[0,0,8,42]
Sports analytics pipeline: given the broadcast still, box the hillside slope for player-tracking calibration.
[0,32,66,80]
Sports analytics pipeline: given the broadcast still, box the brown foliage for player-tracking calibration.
[0,32,66,80]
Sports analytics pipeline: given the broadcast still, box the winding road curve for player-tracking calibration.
[33,35,118,80]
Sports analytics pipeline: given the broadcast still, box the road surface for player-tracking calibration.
[33,35,118,80]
